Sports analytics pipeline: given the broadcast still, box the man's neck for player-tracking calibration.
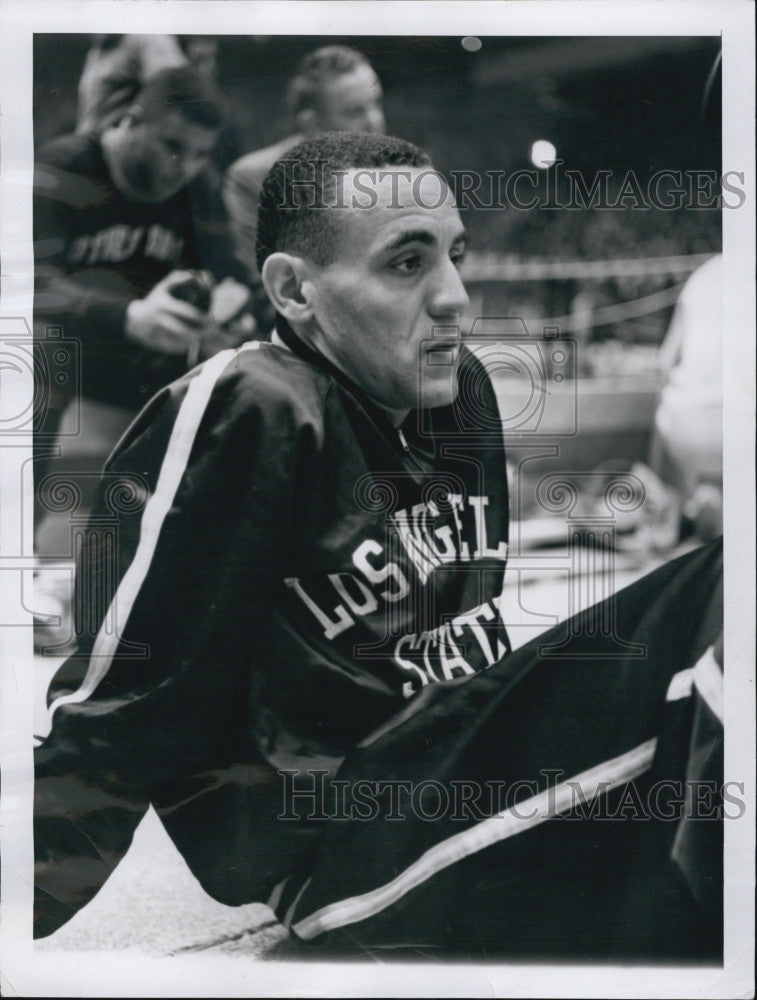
[274,317,410,429]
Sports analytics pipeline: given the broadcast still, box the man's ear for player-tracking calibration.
[261,253,316,324]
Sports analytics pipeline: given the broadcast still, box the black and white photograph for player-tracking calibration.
[0,1,754,997]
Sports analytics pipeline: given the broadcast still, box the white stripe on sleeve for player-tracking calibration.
[48,343,262,719]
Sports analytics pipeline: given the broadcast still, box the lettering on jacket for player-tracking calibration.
[285,493,508,697]
[68,223,184,266]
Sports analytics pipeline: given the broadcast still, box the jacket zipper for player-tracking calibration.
[397,426,429,475]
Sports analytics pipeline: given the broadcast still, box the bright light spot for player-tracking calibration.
[461,36,482,52]
[530,139,558,169]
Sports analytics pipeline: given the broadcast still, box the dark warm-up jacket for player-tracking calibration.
[34,327,511,937]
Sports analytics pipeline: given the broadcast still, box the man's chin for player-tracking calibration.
[420,374,459,411]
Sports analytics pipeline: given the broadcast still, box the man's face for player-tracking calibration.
[116,109,218,202]
[303,168,470,417]
[313,64,386,134]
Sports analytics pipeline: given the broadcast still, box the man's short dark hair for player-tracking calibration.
[136,65,225,131]
[286,45,372,117]
[255,131,432,273]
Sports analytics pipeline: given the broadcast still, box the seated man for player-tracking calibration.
[33,65,253,640]
[34,133,723,962]
[223,45,385,331]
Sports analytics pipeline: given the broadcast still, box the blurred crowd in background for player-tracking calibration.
[33,33,722,337]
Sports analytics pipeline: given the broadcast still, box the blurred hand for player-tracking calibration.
[209,277,251,327]
[125,270,209,355]
[198,312,257,362]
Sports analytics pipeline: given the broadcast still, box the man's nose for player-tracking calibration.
[428,259,470,319]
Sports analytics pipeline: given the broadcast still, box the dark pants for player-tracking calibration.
[280,540,724,962]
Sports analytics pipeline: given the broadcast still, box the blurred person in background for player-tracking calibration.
[650,253,723,541]
[223,45,385,331]
[76,34,188,138]
[575,255,723,553]
[34,65,254,647]
[76,34,220,138]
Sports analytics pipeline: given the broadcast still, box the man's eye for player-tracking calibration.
[391,255,422,274]
[450,247,467,268]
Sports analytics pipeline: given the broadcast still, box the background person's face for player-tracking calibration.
[304,168,469,417]
[314,64,386,134]
[117,109,218,202]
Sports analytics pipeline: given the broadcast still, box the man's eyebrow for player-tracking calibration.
[379,228,470,254]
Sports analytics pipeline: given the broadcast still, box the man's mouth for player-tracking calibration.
[424,341,460,367]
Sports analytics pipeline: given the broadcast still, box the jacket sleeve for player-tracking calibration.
[33,158,128,360]
[33,350,317,936]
